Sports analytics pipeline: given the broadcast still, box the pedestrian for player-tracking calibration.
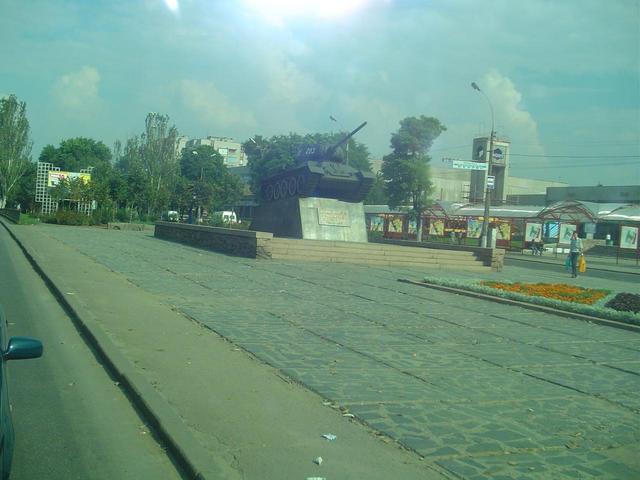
[569,231,583,278]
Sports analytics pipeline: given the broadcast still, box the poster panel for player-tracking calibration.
[429,219,444,236]
[620,226,639,249]
[387,215,403,233]
[369,215,384,232]
[407,219,416,235]
[558,223,576,244]
[496,222,511,241]
[467,218,482,238]
[47,171,91,187]
[525,223,542,242]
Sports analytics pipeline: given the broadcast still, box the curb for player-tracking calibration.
[1,219,236,480]
[399,278,640,333]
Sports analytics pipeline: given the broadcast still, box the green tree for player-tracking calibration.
[381,116,446,241]
[364,172,388,205]
[39,137,111,171]
[179,145,243,222]
[0,94,32,208]
[7,160,36,211]
[140,113,179,217]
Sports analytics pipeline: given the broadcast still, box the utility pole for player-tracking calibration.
[471,82,495,248]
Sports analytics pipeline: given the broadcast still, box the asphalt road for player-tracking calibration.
[0,229,182,480]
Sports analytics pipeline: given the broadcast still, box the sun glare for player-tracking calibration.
[164,0,179,13]
[244,0,376,25]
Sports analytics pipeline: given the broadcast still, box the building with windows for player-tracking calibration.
[184,136,247,167]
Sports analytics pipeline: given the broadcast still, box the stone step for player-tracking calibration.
[268,238,490,271]
[271,240,476,259]
[271,252,491,271]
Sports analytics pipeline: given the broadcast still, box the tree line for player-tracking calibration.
[1,93,446,233]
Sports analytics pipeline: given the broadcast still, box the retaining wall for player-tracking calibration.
[154,222,273,259]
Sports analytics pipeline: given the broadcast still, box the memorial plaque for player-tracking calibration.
[318,209,350,226]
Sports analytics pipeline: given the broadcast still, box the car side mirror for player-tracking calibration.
[3,337,43,361]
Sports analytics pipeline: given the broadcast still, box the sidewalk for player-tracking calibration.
[506,250,639,275]
[1,220,439,480]
[4,221,639,480]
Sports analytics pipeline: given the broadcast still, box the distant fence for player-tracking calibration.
[0,209,20,223]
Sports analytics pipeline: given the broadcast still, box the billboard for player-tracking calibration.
[47,171,91,187]
[558,223,577,244]
[467,218,482,238]
[429,219,444,236]
[525,223,542,242]
[620,226,639,250]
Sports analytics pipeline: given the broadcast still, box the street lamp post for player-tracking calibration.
[471,82,495,248]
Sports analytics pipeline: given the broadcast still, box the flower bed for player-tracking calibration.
[480,281,609,305]
[421,275,640,326]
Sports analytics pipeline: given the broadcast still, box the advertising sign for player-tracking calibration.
[620,226,639,249]
[47,171,91,187]
[429,219,445,236]
[387,216,403,233]
[467,218,482,238]
[558,223,577,244]
[496,222,511,241]
[369,215,384,232]
[525,223,542,242]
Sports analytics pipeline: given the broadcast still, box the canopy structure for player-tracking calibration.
[365,200,640,224]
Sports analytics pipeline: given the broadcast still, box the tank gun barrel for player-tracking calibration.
[326,121,367,157]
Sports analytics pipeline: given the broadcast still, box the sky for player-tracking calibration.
[1,0,639,186]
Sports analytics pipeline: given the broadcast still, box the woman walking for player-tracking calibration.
[569,231,583,278]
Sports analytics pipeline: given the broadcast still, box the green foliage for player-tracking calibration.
[178,145,244,219]
[7,160,36,211]
[364,172,388,205]
[605,293,640,314]
[41,210,93,226]
[38,137,111,171]
[18,213,40,225]
[422,275,640,326]
[0,94,32,208]
[382,116,446,240]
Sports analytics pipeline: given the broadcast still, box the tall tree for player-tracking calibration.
[381,116,446,241]
[140,113,179,216]
[0,94,32,208]
[179,145,243,221]
[38,137,111,172]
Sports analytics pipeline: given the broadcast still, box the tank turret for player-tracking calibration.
[260,121,374,203]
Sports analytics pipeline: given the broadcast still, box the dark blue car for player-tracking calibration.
[0,307,42,480]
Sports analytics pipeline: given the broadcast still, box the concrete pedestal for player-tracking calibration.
[250,196,367,242]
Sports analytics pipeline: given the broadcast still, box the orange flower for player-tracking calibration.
[481,281,608,305]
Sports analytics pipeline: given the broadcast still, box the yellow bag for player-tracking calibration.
[578,255,587,273]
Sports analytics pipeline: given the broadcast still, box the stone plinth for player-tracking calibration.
[250,197,367,242]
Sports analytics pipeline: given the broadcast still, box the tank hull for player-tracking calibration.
[260,161,375,203]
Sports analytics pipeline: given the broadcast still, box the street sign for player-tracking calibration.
[487,175,495,190]
[452,160,487,171]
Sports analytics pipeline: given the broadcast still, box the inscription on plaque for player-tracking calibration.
[318,209,350,226]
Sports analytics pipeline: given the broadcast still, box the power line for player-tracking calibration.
[510,153,640,158]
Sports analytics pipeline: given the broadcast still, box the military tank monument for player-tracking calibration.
[250,122,375,241]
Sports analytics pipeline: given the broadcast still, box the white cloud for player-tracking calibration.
[53,66,101,110]
[481,70,545,156]
[180,79,257,128]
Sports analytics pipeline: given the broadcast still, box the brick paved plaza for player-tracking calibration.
[41,226,640,479]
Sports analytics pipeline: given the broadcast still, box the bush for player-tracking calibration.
[605,293,640,314]
[41,210,92,226]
